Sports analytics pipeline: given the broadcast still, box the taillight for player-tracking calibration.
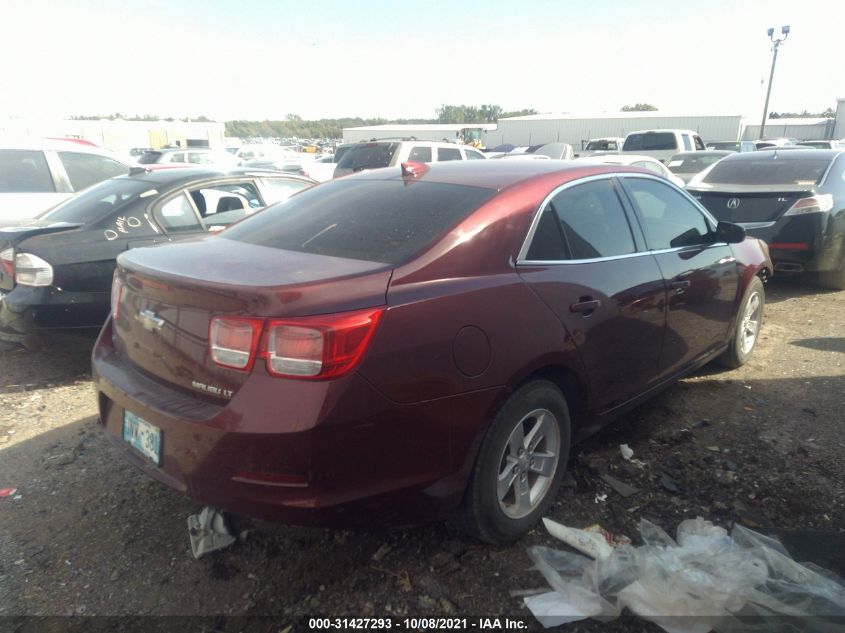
[111,275,124,320]
[784,194,833,216]
[0,248,13,279]
[209,317,263,371]
[14,253,53,287]
[264,308,383,379]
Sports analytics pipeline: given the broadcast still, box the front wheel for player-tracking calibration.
[462,380,571,544]
[718,275,765,369]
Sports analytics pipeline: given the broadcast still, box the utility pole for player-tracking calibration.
[760,25,790,140]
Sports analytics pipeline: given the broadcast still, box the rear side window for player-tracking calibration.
[407,146,432,161]
[437,147,462,161]
[465,150,486,160]
[623,133,678,151]
[155,192,202,232]
[335,143,397,171]
[531,179,636,260]
[222,179,496,264]
[58,151,128,191]
[703,157,832,185]
[261,177,311,204]
[682,135,693,151]
[0,150,54,192]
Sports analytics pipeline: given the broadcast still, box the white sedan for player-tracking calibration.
[574,154,685,188]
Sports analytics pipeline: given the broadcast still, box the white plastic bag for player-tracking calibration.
[525,517,845,633]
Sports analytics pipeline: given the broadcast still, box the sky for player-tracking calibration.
[0,0,842,122]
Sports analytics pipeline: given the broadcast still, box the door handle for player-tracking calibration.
[670,280,691,294]
[570,298,602,315]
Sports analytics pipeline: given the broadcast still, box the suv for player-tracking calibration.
[622,130,705,163]
[333,141,486,178]
[1,140,131,222]
[137,148,239,169]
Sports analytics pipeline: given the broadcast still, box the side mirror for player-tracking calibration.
[716,221,745,244]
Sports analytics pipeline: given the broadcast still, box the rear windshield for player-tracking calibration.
[41,179,149,223]
[702,157,833,186]
[137,152,162,165]
[585,140,618,151]
[335,143,397,172]
[623,133,678,151]
[222,179,496,264]
[667,155,727,174]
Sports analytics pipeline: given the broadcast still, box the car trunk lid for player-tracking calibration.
[112,236,392,400]
[689,186,813,224]
[0,221,81,291]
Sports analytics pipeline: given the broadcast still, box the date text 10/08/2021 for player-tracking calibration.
[306,617,529,630]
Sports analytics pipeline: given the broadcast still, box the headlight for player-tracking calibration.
[15,253,54,287]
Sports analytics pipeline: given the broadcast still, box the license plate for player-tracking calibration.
[123,410,161,465]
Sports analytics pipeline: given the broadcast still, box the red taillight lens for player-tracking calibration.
[784,194,833,216]
[210,317,264,371]
[264,308,383,379]
[111,276,124,320]
[0,248,14,279]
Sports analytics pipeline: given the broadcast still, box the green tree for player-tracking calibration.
[621,103,658,112]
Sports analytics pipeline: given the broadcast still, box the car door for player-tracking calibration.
[517,176,667,414]
[618,175,738,377]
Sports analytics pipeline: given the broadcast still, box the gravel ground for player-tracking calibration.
[0,277,843,632]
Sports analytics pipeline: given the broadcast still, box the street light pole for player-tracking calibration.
[760,25,790,141]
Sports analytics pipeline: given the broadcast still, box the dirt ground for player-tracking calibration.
[0,277,843,632]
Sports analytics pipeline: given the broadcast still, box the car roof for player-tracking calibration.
[0,138,120,154]
[722,148,845,162]
[343,159,645,191]
[144,147,219,154]
[577,154,658,165]
[118,166,315,186]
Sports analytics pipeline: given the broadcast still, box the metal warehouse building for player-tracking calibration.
[343,124,497,144]
[0,118,226,150]
[483,112,745,148]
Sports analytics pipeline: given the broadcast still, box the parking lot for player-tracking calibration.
[1,276,842,629]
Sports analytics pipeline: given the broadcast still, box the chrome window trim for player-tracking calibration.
[516,172,720,266]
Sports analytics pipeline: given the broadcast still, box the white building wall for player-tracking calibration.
[484,114,744,148]
[0,118,225,150]
[741,119,833,141]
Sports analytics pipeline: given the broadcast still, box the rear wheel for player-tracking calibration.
[718,275,765,368]
[462,380,570,544]
[817,259,845,291]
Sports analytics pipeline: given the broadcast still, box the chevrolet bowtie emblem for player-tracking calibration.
[137,309,165,333]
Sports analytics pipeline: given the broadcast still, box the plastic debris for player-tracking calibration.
[593,493,607,504]
[0,487,17,498]
[187,507,236,559]
[542,518,615,560]
[524,517,845,632]
[584,524,632,549]
[619,444,634,460]
[600,473,639,498]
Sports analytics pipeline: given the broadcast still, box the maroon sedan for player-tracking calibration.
[93,161,772,543]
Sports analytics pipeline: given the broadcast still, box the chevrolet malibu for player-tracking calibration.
[93,161,772,543]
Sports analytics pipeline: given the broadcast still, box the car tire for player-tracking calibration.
[718,275,765,369]
[462,380,571,544]
[817,259,845,291]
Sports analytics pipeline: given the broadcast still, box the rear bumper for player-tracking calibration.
[0,285,108,347]
[742,213,844,273]
[92,318,503,528]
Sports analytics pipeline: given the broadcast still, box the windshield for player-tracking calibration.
[137,152,162,165]
[41,179,150,224]
[623,133,677,151]
[335,143,397,172]
[222,178,495,264]
[703,157,833,186]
